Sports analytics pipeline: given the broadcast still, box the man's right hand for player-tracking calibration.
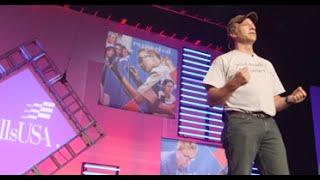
[232,67,250,88]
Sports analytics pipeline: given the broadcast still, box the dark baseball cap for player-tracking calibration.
[227,11,258,35]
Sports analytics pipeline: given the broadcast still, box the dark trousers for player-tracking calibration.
[221,112,289,175]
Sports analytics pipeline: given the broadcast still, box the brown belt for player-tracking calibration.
[226,111,272,119]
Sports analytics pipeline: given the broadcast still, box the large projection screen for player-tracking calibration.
[0,67,77,174]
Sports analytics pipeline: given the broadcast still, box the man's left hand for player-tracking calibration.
[287,86,307,104]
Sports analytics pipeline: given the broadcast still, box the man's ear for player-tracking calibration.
[229,24,237,39]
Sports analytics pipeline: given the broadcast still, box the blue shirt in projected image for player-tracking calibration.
[103,59,149,112]
[103,63,130,108]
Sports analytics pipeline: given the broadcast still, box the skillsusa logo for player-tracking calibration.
[21,101,55,120]
[0,101,53,147]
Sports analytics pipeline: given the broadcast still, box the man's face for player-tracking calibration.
[163,82,174,96]
[115,45,123,56]
[105,48,115,59]
[122,48,129,57]
[176,148,197,168]
[138,50,158,73]
[108,34,117,44]
[233,18,257,44]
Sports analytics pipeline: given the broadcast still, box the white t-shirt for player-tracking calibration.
[137,64,172,103]
[158,90,176,104]
[203,50,285,116]
[137,64,172,94]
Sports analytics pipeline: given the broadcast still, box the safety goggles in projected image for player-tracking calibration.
[0,67,77,174]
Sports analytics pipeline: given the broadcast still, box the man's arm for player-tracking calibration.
[110,63,146,103]
[113,63,161,105]
[206,67,250,107]
[274,86,307,112]
[119,77,145,103]
[206,82,239,107]
[129,66,143,86]
[274,95,291,112]
[155,102,175,116]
